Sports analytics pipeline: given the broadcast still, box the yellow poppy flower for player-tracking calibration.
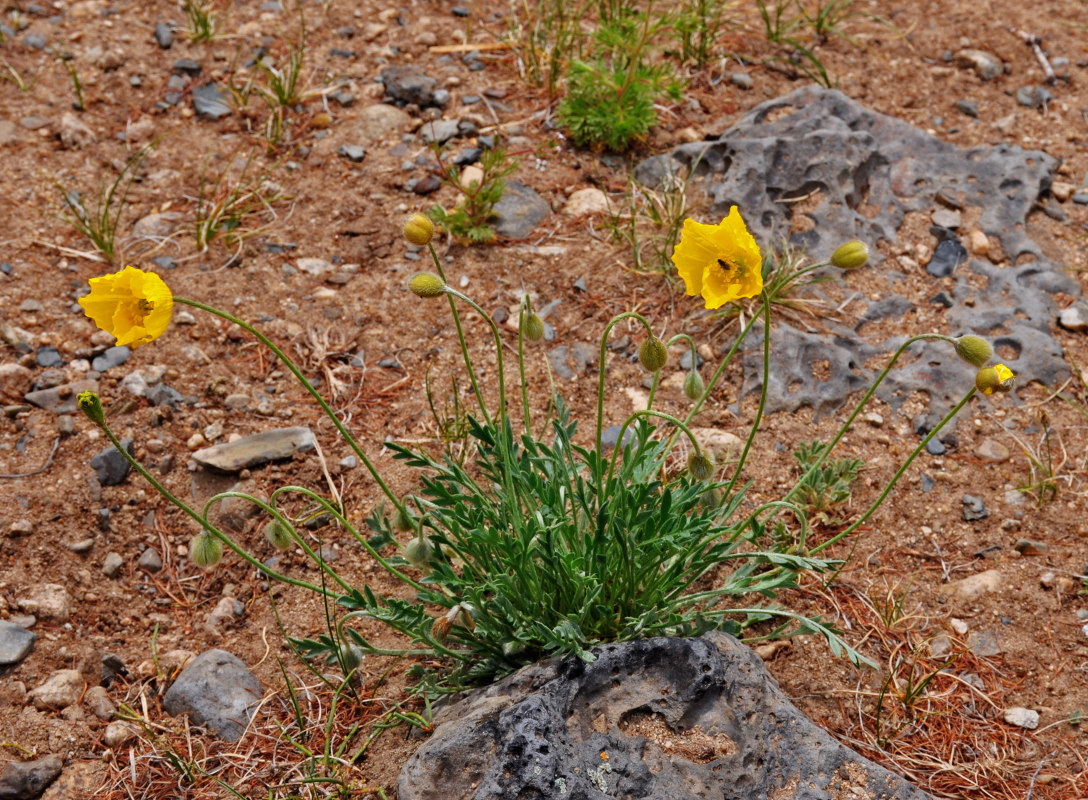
[671,206,763,309]
[78,266,173,349]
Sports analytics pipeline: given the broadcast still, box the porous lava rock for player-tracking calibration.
[398,634,933,800]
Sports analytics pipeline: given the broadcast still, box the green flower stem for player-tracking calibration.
[808,387,976,556]
[335,610,443,658]
[683,311,761,424]
[202,491,354,594]
[174,297,409,521]
[645,370,661,413]
[604,408,704,488]
[723,293,771,500]
[596,312,655,455]
[779,333,954,509]
[268,485,426,593]
[427,243,491,425]
[94,418,328,594]
[445,289,507,422]
[517,302,531,433]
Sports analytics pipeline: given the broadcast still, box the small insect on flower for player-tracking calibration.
[671,206,763,309]
[78,266,174,348]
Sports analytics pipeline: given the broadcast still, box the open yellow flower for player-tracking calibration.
[671,206,763,309]
[78,266,173,349]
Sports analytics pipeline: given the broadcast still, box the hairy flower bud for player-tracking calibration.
[521,312,545,342]
[404,534,435,568]
[683,370,705,401]
[265,519,294,551]
[393,505,415,533]
[403,213,435,246]
[975,363,1015,396]
[953,335,993,368]
[408,272,447,298]
[687,450,715,481]
[830,240,870,270]
[339,642,365,675]
[191,531,223,569]
[77,390,105,426]
[638,336,668,372]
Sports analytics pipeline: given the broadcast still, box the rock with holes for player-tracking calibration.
[636,87,1073,418]
[397,634,933,800]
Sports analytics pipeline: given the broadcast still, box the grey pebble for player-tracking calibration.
[729,72,753,90]
[102,552,124,578]
[0,754,62,799]
[339,455,357,470]
[1072,192,1088,205]
[172,58,202,77]
[337,144,367,163]
[35,346,62,368]
[154,22,173,49]
[962,494,989,521]
[956,99,978,118]
[0,620,36,665]
[91,345,130,372]
[193,84,232,119]
[162,649,262,741]
[1016,86,1053,109]
[90,438,134,486]
[138,547,163,573]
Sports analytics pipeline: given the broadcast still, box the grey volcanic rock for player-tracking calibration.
[398,634,933,800]
[0,621,35,665]
[639,87,1074,417]
[493,181,550,239]
[0,754,63,799]
[163,649,261,741]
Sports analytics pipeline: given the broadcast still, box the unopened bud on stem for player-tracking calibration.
[830,240,870,270]
[953,335,993,368]
[403,213,434,246]
[408,272,447,298]
[638,336,668,372]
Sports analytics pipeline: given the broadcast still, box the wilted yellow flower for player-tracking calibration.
[671,207,763,309]
[78,266,173,349]
[975,363,1015,395]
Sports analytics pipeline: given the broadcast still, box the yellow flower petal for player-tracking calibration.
[78,266,174,349]
[671,206,763,309]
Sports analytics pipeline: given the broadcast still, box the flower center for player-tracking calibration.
[714,257,743,281]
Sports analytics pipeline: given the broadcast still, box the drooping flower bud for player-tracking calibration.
[638,336,668,372]
[404,534,435,568]
[393,505,415,533]
[953,335,993,368]
[408,272,447,298]
[77,390,105,426]
[403,213,435,246]
[687,450,715,481]
[975,363,1015,396]
[265,519,294,551]
[683,370,705,401]
[339,642,365,675]
[191,531,223,569]
[830,240,870,270]
[521,312,545,343]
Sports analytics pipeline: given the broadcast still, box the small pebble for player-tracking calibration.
[1002,707,1039,729]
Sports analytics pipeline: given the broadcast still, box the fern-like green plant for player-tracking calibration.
[428,145,517,244]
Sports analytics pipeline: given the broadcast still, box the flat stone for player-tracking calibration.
[0,754,63,800]
[975,438,1009,461]
[58,111,95,149]
[132,211,183,238]
[192,426,316,472]
[1016,86,1053,109]
[24,380,98,414]
[90,438,134,486]
[966,630,1001,656]
[294,257,335,274]
[691,427,743,462]
[1003,707,1039,729]
[163,649,261,741]
[192,84,232,119]
[103,721,139,748]
[931,207,961,228]
[91,345,130,372]
[0,363,34,398]
[29,670,84,710]
[0,620,35,665]
[381,65,437,107]
[949,569,1002,601]
[83,685,115,721]
[398,634,933,800]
